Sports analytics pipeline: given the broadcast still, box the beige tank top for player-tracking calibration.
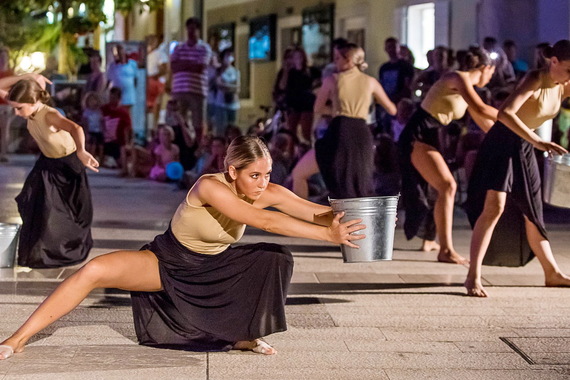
[334,67,372,120]
[517,70,564,130]
[171,172,252,254]
[421,74,469,125]
[27,104,76,158]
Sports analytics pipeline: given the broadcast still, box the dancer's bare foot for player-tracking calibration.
[420,240,440,252]
[464,279,488,297]
[437,248,469,265]
[0,338,25,360]
[233,339,276,355]
[545,272,570,287]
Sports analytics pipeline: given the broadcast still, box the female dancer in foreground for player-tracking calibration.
[0,136,365,359]
[0,75,99,268]
[464,40,570,297]
[291,43,396,200]
[398,47,498,264]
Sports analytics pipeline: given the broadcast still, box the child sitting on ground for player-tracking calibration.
[149,125,180,182]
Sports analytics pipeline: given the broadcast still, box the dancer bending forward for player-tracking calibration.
[0,136,365,359]
[465,40,570,297]
[398,47,498,264]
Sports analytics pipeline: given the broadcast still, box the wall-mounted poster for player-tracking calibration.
[208,22,236,54]
[302,4,335,68]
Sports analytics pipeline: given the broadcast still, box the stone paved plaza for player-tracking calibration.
[1,155,570,379]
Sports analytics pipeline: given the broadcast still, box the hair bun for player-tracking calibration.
[542,45,554,59]
[358,61,369,71]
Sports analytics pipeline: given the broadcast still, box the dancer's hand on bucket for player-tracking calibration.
[328,211,366,248]
[77,150,100,172]
[534,140,568,156]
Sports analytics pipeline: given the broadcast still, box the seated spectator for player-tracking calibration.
[503,39,528,80]
[101,87,132,173]
[164,99,196,170]
[180,135,227,189]
[269,132,296,185]
[149,125,181,182]
[125,129,159,178]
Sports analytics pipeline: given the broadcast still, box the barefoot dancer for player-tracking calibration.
[464,40,570,297]
[0,75,99,268]
[398,46,498,264]
[0,136,365,359]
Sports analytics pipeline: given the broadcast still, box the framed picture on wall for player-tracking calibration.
[347,28,365,49]
[208,22,235,54]
[302,4,335,68]
[248,14,277,61]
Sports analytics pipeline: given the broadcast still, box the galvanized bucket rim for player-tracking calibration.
[329,194,400,203]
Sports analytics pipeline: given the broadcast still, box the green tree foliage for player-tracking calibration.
[0,1,108,75]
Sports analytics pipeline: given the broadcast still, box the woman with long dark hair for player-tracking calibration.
[464,40,570,297]
[398,47,498,263]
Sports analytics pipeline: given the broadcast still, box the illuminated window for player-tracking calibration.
[406,3,435,69]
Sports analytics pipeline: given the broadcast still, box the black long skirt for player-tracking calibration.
[315,116,375,199]
[131,227,294,352]
[465,122,546,267]
[398,108,442,241]
[15,152,93,268]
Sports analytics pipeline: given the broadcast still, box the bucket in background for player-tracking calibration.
[329,196,399,263]
[0,223,20,268]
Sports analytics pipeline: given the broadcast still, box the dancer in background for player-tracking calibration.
[398,47,497,263]
[465,40,570,297]
[0,74,98,268]
[291,43,396,200]
[0,136,365,359]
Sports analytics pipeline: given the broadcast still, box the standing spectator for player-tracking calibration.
[170,17,212,143]
[106,44,138,109]
[285,46,320,143]
[81,92,105,162]
[272,47,294,112]
[84,52,106,97]
[40,55,67,82]
[0,47,14,162]
[377,37,415,134]
[321,38,349,79]
[503,39,529,80]
[101,87,132,174]
[146,35,169,130]
[482,36,516,90]
[390,98,415,142]
[413,46,450,100]
[399,44,416,67]
[213,48,240,137]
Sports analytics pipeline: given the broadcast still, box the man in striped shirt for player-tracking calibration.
[170,17,212,141]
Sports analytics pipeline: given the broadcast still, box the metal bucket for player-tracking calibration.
[329,195,399,263]
[0,223,20,268]
[543,154,570,209]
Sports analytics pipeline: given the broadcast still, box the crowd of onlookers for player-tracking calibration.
[2,17,569,197]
